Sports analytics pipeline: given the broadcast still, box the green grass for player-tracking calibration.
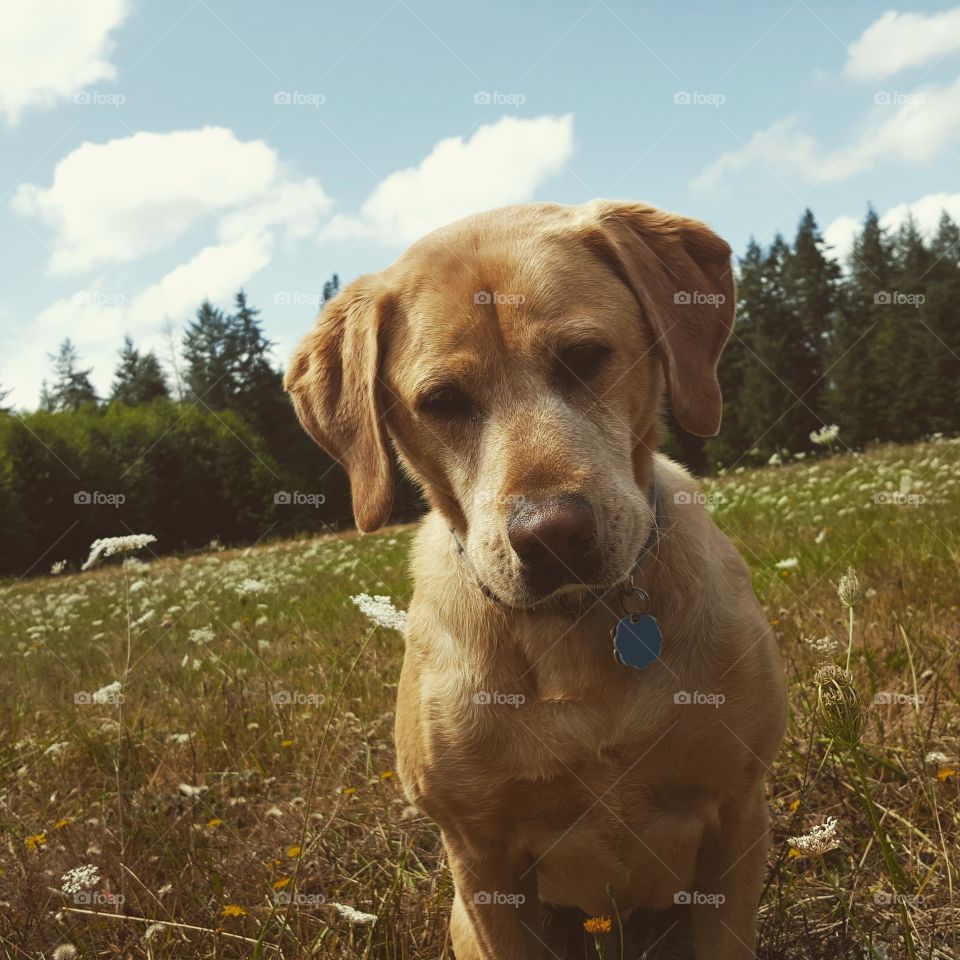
[1,439,958,958]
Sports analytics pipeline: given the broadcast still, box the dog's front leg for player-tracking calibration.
[690,785,770,959]
[445,833,543,960]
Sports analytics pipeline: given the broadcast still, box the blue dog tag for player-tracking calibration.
[612,614,663,670]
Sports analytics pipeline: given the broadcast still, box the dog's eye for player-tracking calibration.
[417,385,474,419]
[555,342,612,388]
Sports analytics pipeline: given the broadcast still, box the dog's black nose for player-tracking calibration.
[507,496,598,591]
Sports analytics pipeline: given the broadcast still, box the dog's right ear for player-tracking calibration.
[284,278,396,533]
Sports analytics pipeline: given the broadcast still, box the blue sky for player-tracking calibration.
[3,0,960,407]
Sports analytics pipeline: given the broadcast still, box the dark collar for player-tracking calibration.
[450,478,661,609]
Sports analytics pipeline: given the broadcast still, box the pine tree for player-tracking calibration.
[925,213,960,431]
[41,339,98,411]
[111,336,170,405]
[826,209,894,447]
[182,302,235,410]
[784,210,840,431]
[323,274,341,303]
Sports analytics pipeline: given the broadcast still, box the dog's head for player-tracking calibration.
[285,201,733,607]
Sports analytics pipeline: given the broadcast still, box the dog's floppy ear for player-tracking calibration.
[585,200,735,437]
[284,278,396,532]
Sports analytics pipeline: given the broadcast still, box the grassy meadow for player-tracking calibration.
[1,438,958,959]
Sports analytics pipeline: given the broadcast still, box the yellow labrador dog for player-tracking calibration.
[286,201,786,959]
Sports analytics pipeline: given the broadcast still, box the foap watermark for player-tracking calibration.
[73,290,126,307]
[74,90,126,108]
[674,690,725,708]
[473,891,526,907]
[473,691,526,708]
[874,691,925,706]
[273,690,327,706]
[873,891,925,906]
[74,689,125,705]
[673,90,725,107]
[273,90,325,107]
[274,291,323,306]
[275,491,326,508]
[673,490,726,507]
[473,90,526,107]
[674,890,725,907]
[873,91,925,107]
[74,890,125,905]
[674,290,726,307]
[474,290,526,306]
[274,891,327,906]
[873,491,925,507]
[874,290,924,307]
[74,491,125,508]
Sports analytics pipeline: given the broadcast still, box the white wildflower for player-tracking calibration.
[814,528,827,545]
[52,947,78,960]
[168,733,192,744]
[775,557,799,571]
[60,864,101,895]
[837,567,862,608]
[91,681,122,704]
[810,424,839,446]
[44,742,70,757]
[51,560,67,576]
[188,626,215,644]
[143,922,165,942]
[351,593,407,631]
[805,636,838,657]
[239,578,267,595]
[157,883,173,897]
[131,609,154,628]
[330,901,377,924]
[177,783,207,798]
[788,816,840,857]
[925,750,951,765]
[82,534,156,571]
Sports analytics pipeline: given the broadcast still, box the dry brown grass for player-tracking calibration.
[1,439,958,958]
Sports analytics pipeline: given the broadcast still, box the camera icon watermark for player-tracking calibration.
[873,891,925,906]
[74,688,125,706]
[74,491,125,508]
[873,91,925,106]
[274,491,326,508]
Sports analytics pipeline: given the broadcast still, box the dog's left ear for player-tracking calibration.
[583,200,735,437]
[283,277,396,532]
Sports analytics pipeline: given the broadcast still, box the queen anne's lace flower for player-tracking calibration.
[350,594,406,631]
[82,535,156,571]
[61,864,101,895]
[331,901,377,924]
[788,816,840,857]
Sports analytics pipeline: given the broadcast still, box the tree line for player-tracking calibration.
[1,206,959,576]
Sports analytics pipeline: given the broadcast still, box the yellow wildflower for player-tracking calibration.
[221,904,246,918]
[937,767,956,782]
[280,738,294,749]
[583,915,612,935]
[24,832,47,851]
[53,818,71,830]
[272,877,291,890]
[286,845,302,858]
[207,817,223,829]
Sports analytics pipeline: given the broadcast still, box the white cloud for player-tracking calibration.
[845,7,960,81]
[324,114,574,245]
[825,191,960,262]
[0,0,129,124]
[694,75,960,190]
[12,127,331,275]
